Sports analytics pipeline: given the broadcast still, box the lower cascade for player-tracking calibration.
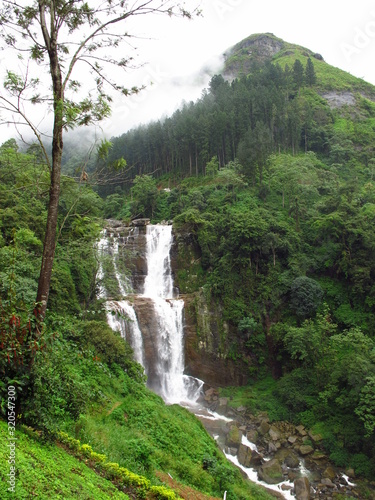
[98,221,360,500]
[99,222,203,404]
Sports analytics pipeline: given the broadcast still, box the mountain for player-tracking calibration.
[223,32,375,98]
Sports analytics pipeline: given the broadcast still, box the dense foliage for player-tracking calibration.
[0,141,271,498]
[98,49,375,478]
[2,34,375,492]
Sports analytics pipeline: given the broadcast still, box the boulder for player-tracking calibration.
[246,429,258,444]
[216,397,229,415]
[296,425,307,437]
[345,468,355,479]
[249,449,263,467]
[258,419,271,435]
[275,448,300,469]
[269,426,281,441]
[285,451,300,469]
[258,459,283,485]
[268,441,278,454]
[322,465,336,480]
[238,443,252,468]
[299,445,314,455]
[225,425,241,449]
[294,477,310,499]
[131,218,150,226]
[320,478,335,488]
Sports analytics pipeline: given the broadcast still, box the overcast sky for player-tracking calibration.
[98,0,375,139]
[1,0,375,144]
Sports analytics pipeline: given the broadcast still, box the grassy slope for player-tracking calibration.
[273,45,375,95]
[71,382,275,500]
[0,420,128,500]
[225,32,375,96]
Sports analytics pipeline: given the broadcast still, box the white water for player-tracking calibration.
[107,300,145,366]
[142,225,203,404]
[100,223,203,405]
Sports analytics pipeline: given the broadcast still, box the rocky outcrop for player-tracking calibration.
[224,33,285,78]
[182,292,249,386]
[104,220,148,293]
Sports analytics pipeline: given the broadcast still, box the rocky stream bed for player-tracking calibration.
[196,388,375,500]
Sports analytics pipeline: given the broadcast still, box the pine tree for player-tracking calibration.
[305,58,317,86]
[292,59,305,90]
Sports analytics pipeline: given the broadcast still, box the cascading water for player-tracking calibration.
[99,222,203,405]
[142,225,203,404]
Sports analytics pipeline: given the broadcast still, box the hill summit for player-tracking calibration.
[223,33,324,79]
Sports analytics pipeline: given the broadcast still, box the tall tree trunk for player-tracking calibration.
[35,16,63,318]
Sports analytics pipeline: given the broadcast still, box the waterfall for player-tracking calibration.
[99,222,203,405]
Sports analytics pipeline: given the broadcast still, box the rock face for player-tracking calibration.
[224,33,284,78]
[182,292,249,386]
[132,297,161,392]
[104,220,148,294]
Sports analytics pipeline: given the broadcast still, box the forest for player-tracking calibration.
[1,30,375,498]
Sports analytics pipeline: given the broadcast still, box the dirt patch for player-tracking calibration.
[154,471,220,500]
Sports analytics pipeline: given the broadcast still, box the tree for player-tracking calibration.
[290,276,324,319]
[131,174,158,219]
[292,59,305,90]
[0,1,198,318]
[305,58,317,86]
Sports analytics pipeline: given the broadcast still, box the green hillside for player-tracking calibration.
[1,32,375,497]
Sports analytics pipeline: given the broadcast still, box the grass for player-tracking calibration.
[0,420,129,500]
[70,385,275,499]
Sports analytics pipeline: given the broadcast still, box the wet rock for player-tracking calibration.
[281,484,293,491]
[225,425,242,448]
[249,449,263,467]
[269,426,281,441]
[299,445,314,455]
[246,429,258,443]
[296,425,307,437]
[204,387,217,402]
[226,447,237,456]
[323,465,336,480]
[258,419,271,435]
[258,458,284,484]
[345,468,355,478]
[131,218,150,226]
[321,478,335,488]
[238,443,252,468]
[294,477,310,499]
[216,397,229,415]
